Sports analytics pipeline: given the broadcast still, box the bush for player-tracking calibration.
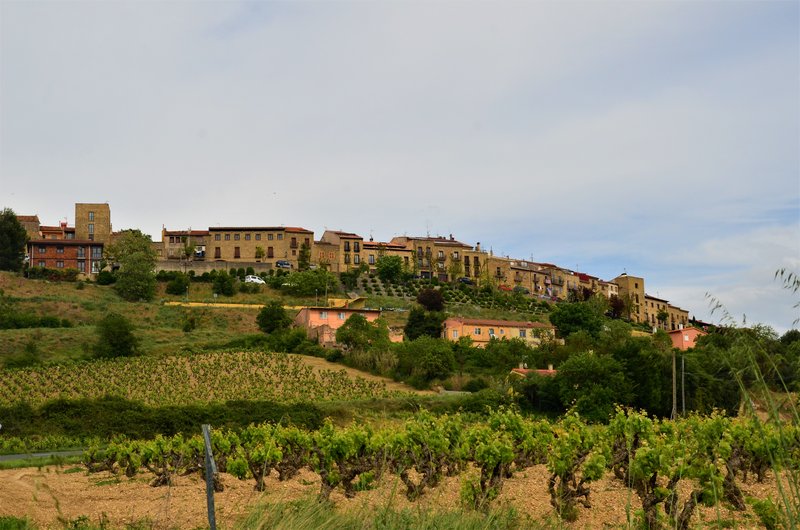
[416,288,444,311]
[25,267,80,282]
[463,377,489,393]
[256,301,292,334]
[212,272,237,296]
[394,337,455,388]
[94,313,140,359]
[96,270,116,285]
[165,273,190,295]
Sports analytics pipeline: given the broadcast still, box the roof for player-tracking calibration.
[298,306,381,314]
[668,326,706,336]
[209,226,313,233]
[392,235,472,248]
[16,215,39,223]
[29,239,102,245]
[362,241,411,250]
[163,230,209,237]
[329,231,362,239]
[645,293,670,303]
[510,367,557,377]
[445,317,554,329]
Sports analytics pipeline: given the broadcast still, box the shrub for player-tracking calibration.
[394,337,455,388]
[94,313,139,359]
[463,377,490,393]
[257,301,292,334]
[96,270,116,285]
[212,272,237,296]
[417,288,444,311]
[165,273,190,295]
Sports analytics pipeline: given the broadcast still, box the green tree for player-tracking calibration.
[335,314,390,352]
[165,273,189,296]
[376,255,403,283]
[298,242,311,271]
[94,313,140,358]
[0,208,28,272]
[447,257,464,282]
[404,306,445,341]
[255,246,265,262]
[393,336,455,388]
[416,288,444,311]
[257,300,292,334]
[548,301,606,338]
[553,352,631,422]
[106,230,158,301]
[282,270,337,297]
[212,272,236,296]
[656,309,669,327]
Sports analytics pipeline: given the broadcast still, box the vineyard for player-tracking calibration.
[80,408,800,529]
[0,352,406,407]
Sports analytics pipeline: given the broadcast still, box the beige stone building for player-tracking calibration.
[614,273,646,322]
[316,231,364,272]
[208,226,313,269]
[442,317,556,347]
[362,240,414,272]
[390,235,487,282]
[160,229,210,261]
[74,203,112,243]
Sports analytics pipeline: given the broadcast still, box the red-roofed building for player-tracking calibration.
[390,235,487,282]
[316,230,364,272]
[442,317,556,347]
[293,306,383,347]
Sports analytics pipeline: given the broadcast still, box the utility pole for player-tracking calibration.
[671,349,678,419]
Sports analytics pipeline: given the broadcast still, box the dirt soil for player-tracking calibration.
[0,464,781,529]
[292,354,432,396]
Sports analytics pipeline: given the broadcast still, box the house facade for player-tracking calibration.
[293,307,382,347]
[668,326,706,350]
[207,226,313,268]
[442,317,556,347]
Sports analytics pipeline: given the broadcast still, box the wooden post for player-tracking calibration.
[202,424,217,530]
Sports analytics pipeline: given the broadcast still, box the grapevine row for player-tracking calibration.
[82,409,800,528]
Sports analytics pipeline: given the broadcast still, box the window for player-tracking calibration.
[255,234,261,241]
[452,329,459,339]
[234,233,240,241]
[169,237,175,244]
[88,223,94,234]
[91,246,103,259]
[474,328,482,335]
[77,260,85,272]
[404,257,409,265]
[338,312,346,320]
[354,242,360,252]
[438,250,444,259]
[635,282,639,289]
[519,329,527,338]
[500,329,505,335]
[369,254,375,265]
[268,234,274,240]
[215,234,221,241]
[77,247,85,258]
[489,328,495,337]
[277,234,283,240]
[320,311,328,319]
[91,261,101,273]
[88,211,95,221]
[267,247,274,258]
[38,261,45,267]
[245,234,251,241]
[38,246,46,254]
[225,234,230,241]
[292,249,296,256]
[56,261,64,268]
[344,241,351,252]
[57,246,64,254]
[234,247,241,258]
[344,253,350,264]
[354,255,360,264]
[66,232,74,240]
[291,237,297,248]
[453,251,459,259]
[305,238,310,246]
[214,247,221,259]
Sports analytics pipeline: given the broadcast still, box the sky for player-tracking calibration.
[1,1,798,332]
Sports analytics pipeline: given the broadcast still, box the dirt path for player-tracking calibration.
[0,464,781,529]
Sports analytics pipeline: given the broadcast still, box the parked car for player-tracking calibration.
[244,275,265,284]
[275,260,292,269]
[457,277,474,285]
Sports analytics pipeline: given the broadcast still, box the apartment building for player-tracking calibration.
[390,235,485,282]
[643,294,689,331]
[160,229,209,260]
[362,240,414,272]
[207,226,313,268]
[316,231,364,273]
[22,203,111,275]
[442,317,556,348]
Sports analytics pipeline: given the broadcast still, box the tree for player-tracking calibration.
[548,301,606,338]
[0,208,28,272]
[282,270,337,297]
[257,300,292,334]
[106,230,158,301]
[447,257,464,282]
[213,272,236,296]
[553,352,632,422]
[335,314,390,352]
[656,309,669,327]
[393,337,455,388]
[255,246,265,262]
[416,288,444,311]
[376,255,403,283]
[94,313,140,358]
[607,295,627,319]
[298,243,311,271]
[404,307,445,341]
[165,273,189,296]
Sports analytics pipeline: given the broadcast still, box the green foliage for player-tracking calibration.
[335,314,390,352]
[165,273,189,295]
[212,272,237,296]
[297,242,311,271]
[417,287,445,311]
[0,208,28,272]
[404,306,445,341]
[394,337,455,388]
[553,353,631,422]
[376,255,403,283]
[94,313,140,359]
[281,270,337,296]
[95,270,116,285]
[25,267,80,282]
[256,300,292,334]
[549,301,606,338]
[0,293,73,330]
[107,230,157,302]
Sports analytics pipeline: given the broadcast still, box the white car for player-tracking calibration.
[244,275,266,284]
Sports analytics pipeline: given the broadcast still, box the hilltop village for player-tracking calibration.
[18,202,694,336]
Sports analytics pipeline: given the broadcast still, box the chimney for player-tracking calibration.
[476,242,481,251]
[450,234,454,241]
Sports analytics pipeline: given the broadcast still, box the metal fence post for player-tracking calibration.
[202,424,217,530]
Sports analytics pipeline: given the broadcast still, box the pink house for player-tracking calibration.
[668,326,707,350]
[293,307,382,347]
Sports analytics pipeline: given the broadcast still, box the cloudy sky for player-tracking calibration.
[1,1,798,332]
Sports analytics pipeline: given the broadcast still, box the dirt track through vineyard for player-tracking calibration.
[0,464,780,529]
